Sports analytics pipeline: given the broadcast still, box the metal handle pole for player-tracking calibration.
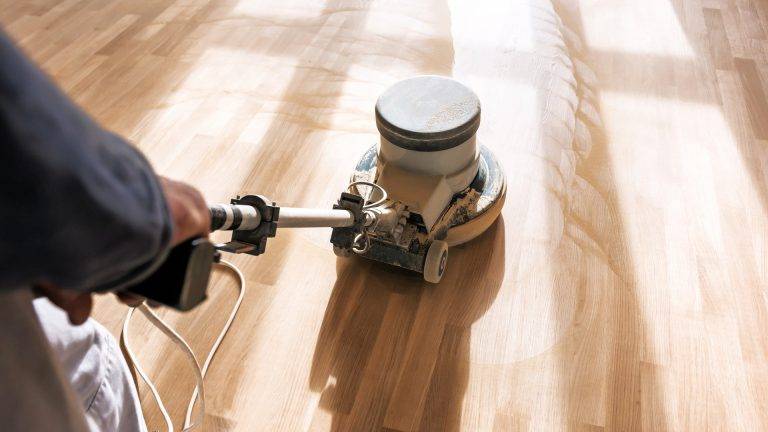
[209,204,355,231]
[276,207,355,228]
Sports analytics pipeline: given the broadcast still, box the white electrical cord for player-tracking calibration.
[120,259,246,432]
[347,181,387,209]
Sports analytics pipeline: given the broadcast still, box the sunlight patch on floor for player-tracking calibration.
[580,0,694,58]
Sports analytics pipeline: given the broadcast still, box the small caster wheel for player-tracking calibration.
[423,240,448,283]
[333,246,352,257]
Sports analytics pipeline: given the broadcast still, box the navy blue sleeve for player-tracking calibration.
[0,30,172,292]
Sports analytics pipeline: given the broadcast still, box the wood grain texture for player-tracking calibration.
[2,0,768,431]
[734,57,768,139]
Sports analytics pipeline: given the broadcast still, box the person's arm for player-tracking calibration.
[0,29,199,294]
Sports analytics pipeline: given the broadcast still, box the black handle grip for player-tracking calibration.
[125,238,217,311]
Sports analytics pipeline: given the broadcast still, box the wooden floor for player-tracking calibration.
[3,0,768,430]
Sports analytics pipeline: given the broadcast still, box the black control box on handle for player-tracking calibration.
[125,237,218,311]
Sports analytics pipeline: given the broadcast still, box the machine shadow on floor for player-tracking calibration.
[309,219,505,431]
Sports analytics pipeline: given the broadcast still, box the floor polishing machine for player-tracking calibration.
[127,75,506,311]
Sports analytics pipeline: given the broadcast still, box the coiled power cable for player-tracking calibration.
[120,259,246,432]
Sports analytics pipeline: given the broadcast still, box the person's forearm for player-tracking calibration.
[0,29,172,292]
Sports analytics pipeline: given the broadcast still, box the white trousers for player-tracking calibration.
[33,298,148,432]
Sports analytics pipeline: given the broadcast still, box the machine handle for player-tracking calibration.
[124,237,218,311]
[123,196,361,311]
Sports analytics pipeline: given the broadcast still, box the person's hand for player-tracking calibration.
[38,177,210,324]
[34,282,93,325]
[158,176,211,246]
